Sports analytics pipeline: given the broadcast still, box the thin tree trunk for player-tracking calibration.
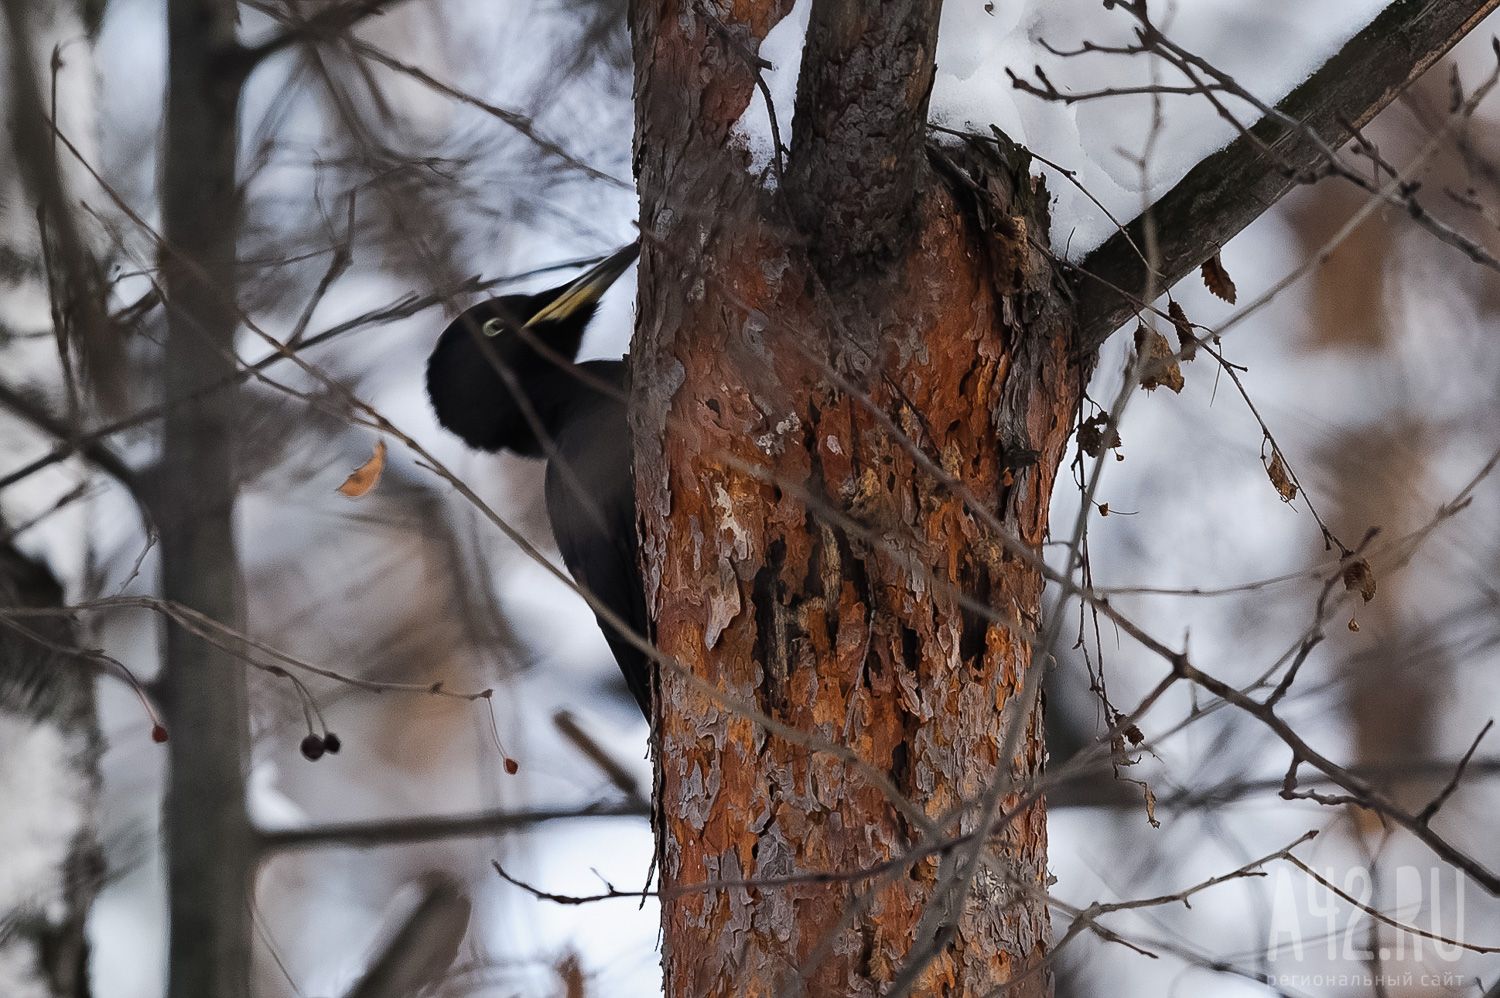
[156,1,253,994]
[0,535,102,998]
[631,2,1080,993]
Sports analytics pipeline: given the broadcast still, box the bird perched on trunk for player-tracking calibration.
[425,243,651,718]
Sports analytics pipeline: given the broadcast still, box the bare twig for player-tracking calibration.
[259,801,646,852]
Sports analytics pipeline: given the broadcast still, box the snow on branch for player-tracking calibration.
[1071,0,1500,351]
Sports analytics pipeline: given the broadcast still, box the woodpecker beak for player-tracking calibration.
[525,241,641,328]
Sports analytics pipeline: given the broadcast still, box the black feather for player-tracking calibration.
[424,246,651,718]
[542,360,651,716]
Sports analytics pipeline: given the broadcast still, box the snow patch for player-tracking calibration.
[730,0,812,179]
[248,761,308,830]
[932,0,1392,257]
[733,0,1390,257]
[957,0,1394,256]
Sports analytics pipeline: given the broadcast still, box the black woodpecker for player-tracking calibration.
[425,243,651,718]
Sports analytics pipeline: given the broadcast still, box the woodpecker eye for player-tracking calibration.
[482,317,505,338]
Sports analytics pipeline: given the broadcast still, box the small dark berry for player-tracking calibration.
[322,732,341,754]
[151,724,169,744]
[300,734,326,761]
[503,757,520,775]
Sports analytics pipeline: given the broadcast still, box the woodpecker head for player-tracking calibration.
[426,242,638,455]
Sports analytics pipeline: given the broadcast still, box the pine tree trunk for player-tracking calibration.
[630,3,1081,993]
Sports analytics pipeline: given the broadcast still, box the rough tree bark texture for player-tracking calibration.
[0,536,102,998]
[156,0,253,994]
[631,2,1081,993]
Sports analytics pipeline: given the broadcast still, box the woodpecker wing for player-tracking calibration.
[541,360,652,718]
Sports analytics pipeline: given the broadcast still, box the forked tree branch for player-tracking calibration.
[788,0,943,274]
[1073,0,1500,351]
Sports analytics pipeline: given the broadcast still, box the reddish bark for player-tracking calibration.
[631,3,1082,993]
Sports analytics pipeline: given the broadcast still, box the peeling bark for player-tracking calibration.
[631,3,1081,993]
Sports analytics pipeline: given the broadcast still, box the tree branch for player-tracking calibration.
[787,0,942,274]
[239,0,413,72]
[0,256,603,496]
[0,379,141,498]
[256,801,647,852]
[553,710,648,805]
[343,876,471,998]
[1073,0,1500,351]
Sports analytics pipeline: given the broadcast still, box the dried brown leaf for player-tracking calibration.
[1201,252,1237,304]
[1133,325,1184,393]
[1266,448,1297,502]
[1168,299,1197,360]
[337,439,387,498]
[1343,558,1377,603]
[1143,783,1160,828]
[1078,412,1121,457]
